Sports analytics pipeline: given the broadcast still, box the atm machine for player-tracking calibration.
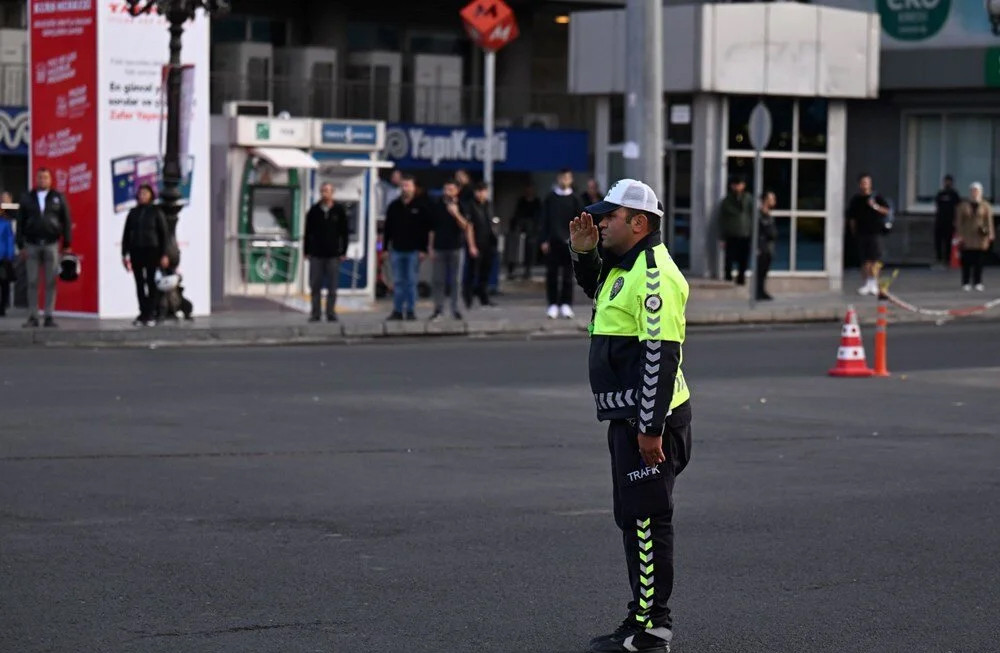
[222,115,319,295]
[308,119,389,304]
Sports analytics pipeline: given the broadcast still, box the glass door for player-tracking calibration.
[664,148,692,269]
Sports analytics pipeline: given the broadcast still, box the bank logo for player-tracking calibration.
[878,0,951,41]
[383,127,508,166]
[256,122,270,141]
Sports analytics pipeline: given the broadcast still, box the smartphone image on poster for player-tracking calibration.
[111,155,138,213]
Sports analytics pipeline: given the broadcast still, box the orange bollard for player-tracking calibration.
[872,296,890,377]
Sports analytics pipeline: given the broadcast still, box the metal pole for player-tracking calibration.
[750,153,762,309]
[483,49,495,213]
[161,7,186,266]
[624,0,663,209]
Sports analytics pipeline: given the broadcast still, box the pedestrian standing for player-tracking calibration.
[571,178,692,653]
[845,173,891,296]
[934,175,961,268]
[304,182,349,322]
[16,168,72,328]
[429,180,473,320]
[540,169,583,319]
[955,182,995,291]
[121,184,169,326]
[506,184,540,281]
[756,191,777,301]
[0,192,14,317]
[582,177,603,208]
[454,168,475,206]
[383,174,429,320]
[718,176,753,285]
[378,169,403,219]
[462,182,498,309]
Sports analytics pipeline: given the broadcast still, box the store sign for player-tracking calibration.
[0,106,28,154]
[233,117,311,148]
[986,47,1000,87]
[382,124,587,172]
[317,121,382,150]
[877,0,951,41]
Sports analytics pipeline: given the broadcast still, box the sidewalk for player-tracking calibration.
[0,268,996,348]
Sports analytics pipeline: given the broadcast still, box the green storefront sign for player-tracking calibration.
[878,0,951,41]
[987,48,1000,87]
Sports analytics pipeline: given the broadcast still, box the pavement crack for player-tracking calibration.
[124,620,324,639]
[0,442,575,463]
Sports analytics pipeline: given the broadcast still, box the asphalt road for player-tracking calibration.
[2,322,999,653]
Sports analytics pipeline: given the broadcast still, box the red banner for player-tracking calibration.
[30,0,98,313]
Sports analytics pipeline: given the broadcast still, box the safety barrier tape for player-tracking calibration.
[881,290,1000,319]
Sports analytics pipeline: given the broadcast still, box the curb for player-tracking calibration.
[4,306,992,349]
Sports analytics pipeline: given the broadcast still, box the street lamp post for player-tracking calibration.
[125,0,229,265]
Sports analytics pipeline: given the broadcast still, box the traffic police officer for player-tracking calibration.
[569,179,692,653]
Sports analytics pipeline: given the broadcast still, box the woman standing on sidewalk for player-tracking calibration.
[955,182,995,291]
[121,184,169,325]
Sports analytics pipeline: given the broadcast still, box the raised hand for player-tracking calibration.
[569,212,600,253]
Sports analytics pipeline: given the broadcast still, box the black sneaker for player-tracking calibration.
[452,310,463,320]
[590,617,640,646]
[428,310,443,322]
[386,311,403,321]
[590,624,671,653]
[43,316,58,328]
[405,312,417,321]
[308,315,321,323]
[23,316,40,328]
[326,314,338,322]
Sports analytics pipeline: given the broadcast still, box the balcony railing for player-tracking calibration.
[211,73,588,130]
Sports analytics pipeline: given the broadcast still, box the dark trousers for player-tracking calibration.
[132,262,159,320]
[464,246,494,307]
[961,249,985,286]
[756,250,772,298]
[545,240,574,306]
[0,278,10,315]
[507,220,535,279]
[607,402,692,630]
[724,237,751,284]
[309,256,340,318]
[934,221,954,264]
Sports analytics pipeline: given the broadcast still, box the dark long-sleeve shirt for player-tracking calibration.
[383,197,430,253]
[935,188,961,226]
[539,190,583,244]
[121,205,168,260]
[16,188,72,248]
[304,202,349,258]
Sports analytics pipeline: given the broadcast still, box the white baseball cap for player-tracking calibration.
[584,178,664,218]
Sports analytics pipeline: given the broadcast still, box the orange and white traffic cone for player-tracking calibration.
[828,306,874,377]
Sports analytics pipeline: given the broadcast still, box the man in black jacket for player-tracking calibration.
[304,182,349,322]
[934,175,961,266]
[17,168,72,328]
[540,169,583,319]
[383,175,430,320]
[462,182,498,309]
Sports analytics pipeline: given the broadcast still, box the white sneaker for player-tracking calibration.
[962,284,972,292]
[559,304,575,319]
[975,284,985,292]
[857,285,872,296]
[546,304,559,319]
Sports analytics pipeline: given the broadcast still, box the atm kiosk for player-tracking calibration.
[221,114,387,304]
[309,120,388,302]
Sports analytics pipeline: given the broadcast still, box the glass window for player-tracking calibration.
[944,116,994,201]
[347,22,402,52]
[728,97,755,150]
[797,160,826,211]
[673,150,692,210]
[768,99,794,152]
[212,16,247,43]
[772,217,791,272]
[726,157,791,210]
[799,99,828,153]
[795,217,825,271]
[913,116,942,203]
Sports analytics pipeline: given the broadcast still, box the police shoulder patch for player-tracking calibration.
[609,276,625,300]
[644,294,662,312]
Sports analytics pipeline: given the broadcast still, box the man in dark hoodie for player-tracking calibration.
[718,175,753,286]
[540,169,583,319]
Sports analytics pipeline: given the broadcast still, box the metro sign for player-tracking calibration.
[460,0,519,52]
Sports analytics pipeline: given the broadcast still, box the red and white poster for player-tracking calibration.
[29,0,99,314]
[29,0,209,317]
